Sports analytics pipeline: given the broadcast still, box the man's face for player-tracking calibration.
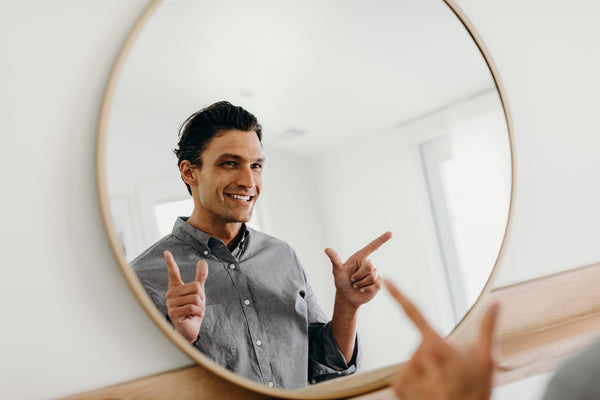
[191,129,264,228]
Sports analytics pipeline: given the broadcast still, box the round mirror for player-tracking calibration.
[97,0,513,397]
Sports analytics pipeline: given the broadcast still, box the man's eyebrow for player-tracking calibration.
[215,153,266,163]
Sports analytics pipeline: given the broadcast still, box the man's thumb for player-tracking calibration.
[324,248,343,272]
[195,259,209,286]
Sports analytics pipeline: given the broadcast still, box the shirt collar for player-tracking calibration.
[171,216,250,254]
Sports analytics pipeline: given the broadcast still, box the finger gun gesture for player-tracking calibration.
[164,250,208,344]
[325,231,392,308]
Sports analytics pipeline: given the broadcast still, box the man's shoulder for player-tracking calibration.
[131,235,180,272]
[248,228,295,252]
[543,338,600,399]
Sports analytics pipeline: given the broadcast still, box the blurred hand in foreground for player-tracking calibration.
[384,279,500,400]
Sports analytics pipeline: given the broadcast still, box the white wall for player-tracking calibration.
[460,0,600,288]
[0,2,193,399]
[0,1,599,399]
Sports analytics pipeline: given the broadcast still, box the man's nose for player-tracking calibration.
[236,166,255,188]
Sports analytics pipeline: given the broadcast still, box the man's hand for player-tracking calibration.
[325,231,392,309]
[325,231,392,362]
[164,250,208,344]
[384,279,499,400]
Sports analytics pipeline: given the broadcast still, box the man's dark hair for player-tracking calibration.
[174,101,263,195]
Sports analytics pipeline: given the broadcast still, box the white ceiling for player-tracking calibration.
[113,0,497,154]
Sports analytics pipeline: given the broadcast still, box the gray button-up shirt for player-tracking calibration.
[132,217,359,389]
[542,338,600,400]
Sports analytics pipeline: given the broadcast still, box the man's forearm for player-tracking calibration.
[331,293,359,363]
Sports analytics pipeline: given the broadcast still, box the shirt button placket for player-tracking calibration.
[230,259,269,383]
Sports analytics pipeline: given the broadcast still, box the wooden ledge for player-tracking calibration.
[446,263,600,386]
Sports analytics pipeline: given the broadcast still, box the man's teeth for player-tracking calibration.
[229,194,251,201]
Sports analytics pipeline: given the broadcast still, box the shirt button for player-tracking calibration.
[203,250,209,256]
[256,340,262,346]
[244,299,251,306]
[267,381,274,388]
[229,263,236,269]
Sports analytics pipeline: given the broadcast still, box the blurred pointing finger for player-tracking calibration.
[478,302,500,357]
[384,278,438,338]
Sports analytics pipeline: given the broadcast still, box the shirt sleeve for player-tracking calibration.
[541,339,600,400]
[302,267,362,384]
[308,320,361,384]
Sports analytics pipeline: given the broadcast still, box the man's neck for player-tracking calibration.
[186,213,243,250]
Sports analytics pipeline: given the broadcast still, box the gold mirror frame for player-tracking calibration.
[95,0,515,398]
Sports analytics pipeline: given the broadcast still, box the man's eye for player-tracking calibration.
[222,161,237,167]
[252,163,263,171]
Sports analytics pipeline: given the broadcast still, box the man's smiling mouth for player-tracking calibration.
[227,193,253,201]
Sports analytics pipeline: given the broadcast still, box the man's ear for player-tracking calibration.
[180,160,197,186]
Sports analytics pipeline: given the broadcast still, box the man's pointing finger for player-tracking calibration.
[355,231,392,259]
[164,250,184,287]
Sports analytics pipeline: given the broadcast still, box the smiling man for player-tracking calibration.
[132,101,391,390]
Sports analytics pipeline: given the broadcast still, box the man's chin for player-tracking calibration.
[225,214,252,224]
[221,206,254,224]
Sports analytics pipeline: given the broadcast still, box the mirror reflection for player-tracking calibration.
[103,0,511,390]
